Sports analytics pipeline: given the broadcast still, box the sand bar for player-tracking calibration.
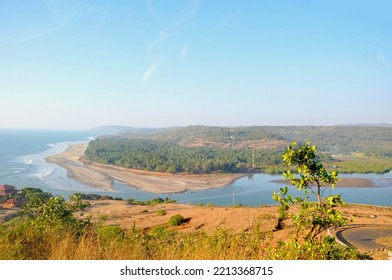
[45,144,245,193]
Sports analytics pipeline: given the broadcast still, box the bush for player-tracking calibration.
[271,236,372,260]
[151,198,164,205]
[150,225,175,239]
[97,225,126,242]
[168,214,186,226]
[11,188,53,205]
[157,210,167,216]
[1,194,90,259]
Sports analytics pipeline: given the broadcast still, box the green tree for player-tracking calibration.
[273,142,346,241]
[269,142,371,259]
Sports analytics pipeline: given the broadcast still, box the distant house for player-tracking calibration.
[0,185,17,196]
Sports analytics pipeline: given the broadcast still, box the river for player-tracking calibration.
[1,129,391,206]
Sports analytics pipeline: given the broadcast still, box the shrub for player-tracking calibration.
[157,210,167,216]
[97,225,126,242]
[151,198,164,205]
[270,236,372,260]
[150,225,175,239]
[168,214,186,226]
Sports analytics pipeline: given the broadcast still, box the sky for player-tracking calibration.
[0,0,391,130]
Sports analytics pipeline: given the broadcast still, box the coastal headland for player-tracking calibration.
[45,144,245,193]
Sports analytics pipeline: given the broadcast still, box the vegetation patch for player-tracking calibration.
[168,214,186,226]
[73,193,123,201]
[83,126,392,174]
[127,197,176,206]
[156,210,167,216]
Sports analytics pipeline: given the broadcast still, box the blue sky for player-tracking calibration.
[0,0,391,130]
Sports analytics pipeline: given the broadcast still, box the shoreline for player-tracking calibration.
[45,144,246,194]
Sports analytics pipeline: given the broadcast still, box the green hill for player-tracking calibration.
[84,125,392,174]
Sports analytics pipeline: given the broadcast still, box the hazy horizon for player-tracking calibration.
[1,1,391,130]
[2,122,392,132]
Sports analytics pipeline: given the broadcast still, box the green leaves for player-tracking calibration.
[22,194,89,233]
[273,141,347,242]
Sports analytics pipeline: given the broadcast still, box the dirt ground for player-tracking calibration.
[2,199,391,259]
[81,201,279,233]
[80,200,392,259]
[81,201,392,232]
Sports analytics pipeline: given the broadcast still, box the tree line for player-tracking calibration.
[84,125,392,174]
[84,137,286,174]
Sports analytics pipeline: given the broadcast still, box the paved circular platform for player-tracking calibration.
[335,225,392,251]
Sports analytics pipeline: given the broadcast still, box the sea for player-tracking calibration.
[0,129,391,206]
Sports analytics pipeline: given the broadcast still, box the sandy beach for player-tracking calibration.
[45,144,245,193]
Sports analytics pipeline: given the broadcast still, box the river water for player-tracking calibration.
[1,129,391,206]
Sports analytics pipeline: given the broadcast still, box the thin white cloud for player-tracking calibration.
[45,0,97,26]
[0,25,65,48]
[377,52,386,64]
[144,0,199,78]
[179,44,189,59]
[205,10,241,44]
[159,29,169,40]
[142,62,159,81]
[146,0,199,40]
[145,0,161,22]
[217,10,241,30]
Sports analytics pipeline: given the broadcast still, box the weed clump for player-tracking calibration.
[168,214,186,226]
[157,210,167,216]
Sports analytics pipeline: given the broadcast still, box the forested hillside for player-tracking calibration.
[84,125,392,174]
[84,138,284,174]
[121,125,392,154]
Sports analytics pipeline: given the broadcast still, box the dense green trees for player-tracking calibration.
[84,137,283,174]
[122,125,392,155]
[84,125,392,174]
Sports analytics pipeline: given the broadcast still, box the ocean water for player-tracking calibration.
[0,129,391,206]
[0,129,98,197]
